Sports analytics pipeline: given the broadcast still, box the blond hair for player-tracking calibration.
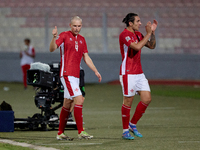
[70,16,82,23]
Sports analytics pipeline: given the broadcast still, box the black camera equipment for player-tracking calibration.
[14,62,76,130]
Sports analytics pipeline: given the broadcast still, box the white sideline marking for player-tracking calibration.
[40,143,102,146]
[0,139,59,150]
[178,141,200,143]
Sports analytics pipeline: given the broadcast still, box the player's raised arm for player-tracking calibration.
[145,19,158,49]
[129,21,152,51]
[49,26,58,52]
[83,53,102,82]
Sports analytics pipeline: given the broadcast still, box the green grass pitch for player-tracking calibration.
[0,82,200,150]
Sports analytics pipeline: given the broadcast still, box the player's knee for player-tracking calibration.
[74,95,84,105]
[142,96,151,105]
[63,98,73,109]
[147,97,152,104]
[123,96,134,107]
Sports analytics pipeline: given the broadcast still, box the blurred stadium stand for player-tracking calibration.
[0,0,200,54]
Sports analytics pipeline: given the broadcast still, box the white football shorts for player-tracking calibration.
[60,76,82,100]
[119,73,150,97]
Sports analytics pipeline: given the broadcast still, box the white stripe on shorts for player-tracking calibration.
[60,76,82,100]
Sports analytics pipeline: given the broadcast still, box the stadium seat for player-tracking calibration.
[0,0,200,53]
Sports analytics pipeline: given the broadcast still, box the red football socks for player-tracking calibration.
[130,101,148,125]
[58,106,70,135]
[74,104,84,134]
[121,104,131,130]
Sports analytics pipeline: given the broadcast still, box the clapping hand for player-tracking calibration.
[145,21,152,34]
[151,20,158,32]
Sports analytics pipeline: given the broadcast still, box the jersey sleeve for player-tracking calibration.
[120,32,135,47]
[83,38,88,54]
[56,32,65,47]
[31,47,35,56]
[135,31,144,41]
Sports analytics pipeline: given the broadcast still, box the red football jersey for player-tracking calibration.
[56,31,88,78]
[119,29,144,75]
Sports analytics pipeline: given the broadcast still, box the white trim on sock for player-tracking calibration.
[129,122,136,126]
[123,129,129,133]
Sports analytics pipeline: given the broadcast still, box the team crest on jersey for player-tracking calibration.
[80,40,82,44]
[125,36,131,42]
[70,38,72,41]
[56,35,59,39]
